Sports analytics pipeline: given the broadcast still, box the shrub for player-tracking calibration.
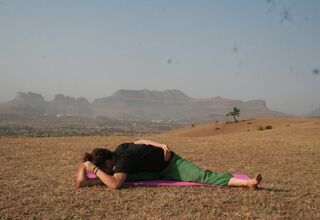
[258,126,264,131]
[265,125,272,130]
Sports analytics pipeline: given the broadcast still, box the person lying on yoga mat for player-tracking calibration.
[76,139,262,190]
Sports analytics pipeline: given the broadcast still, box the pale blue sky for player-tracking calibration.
[1,0,319,116]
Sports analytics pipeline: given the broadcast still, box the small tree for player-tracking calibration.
[226,107,240,123]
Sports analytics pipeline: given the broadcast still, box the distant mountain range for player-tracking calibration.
[0,89,299,123]
[301,105,320,118]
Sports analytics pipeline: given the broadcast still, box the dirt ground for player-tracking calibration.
[1,118,319,219]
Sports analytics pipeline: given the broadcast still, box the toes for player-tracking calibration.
[255,173,262,183]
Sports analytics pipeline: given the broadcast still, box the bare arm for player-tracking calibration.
[134,139,171,161]
[84,161,127,189]
[96,171,127,190]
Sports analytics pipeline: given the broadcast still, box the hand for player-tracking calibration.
[162,144,171,162]
[134,139,172,162]
[83,161,97,173]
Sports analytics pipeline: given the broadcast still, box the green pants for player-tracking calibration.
[126,152,233,186]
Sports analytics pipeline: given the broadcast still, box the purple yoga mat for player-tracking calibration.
[85,173,262,188]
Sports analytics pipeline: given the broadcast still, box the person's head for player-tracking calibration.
[83,148,115,172]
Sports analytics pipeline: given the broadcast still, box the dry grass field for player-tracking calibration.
[1,118,319,219]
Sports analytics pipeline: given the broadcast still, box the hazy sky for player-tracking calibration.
[1,0,319,116]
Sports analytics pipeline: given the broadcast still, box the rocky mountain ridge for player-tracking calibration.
[0,90,294,122]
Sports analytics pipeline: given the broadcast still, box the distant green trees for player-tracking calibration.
[226,107,240,122]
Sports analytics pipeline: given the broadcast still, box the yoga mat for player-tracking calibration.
[85,173,262,188]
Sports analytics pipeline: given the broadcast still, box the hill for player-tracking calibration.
[93,90,291,122]
[0,90,292,123]
[165,117,319,137]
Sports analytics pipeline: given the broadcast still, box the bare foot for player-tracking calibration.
[76,164,88,188]
[247,173,262,191]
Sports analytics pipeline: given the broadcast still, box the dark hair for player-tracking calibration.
[83,148,115,169]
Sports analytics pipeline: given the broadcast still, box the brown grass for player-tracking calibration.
[1,118,319,219]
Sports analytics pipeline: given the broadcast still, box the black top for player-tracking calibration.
[114,143,170,174]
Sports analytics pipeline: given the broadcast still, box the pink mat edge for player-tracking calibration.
[85,173,262,188]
